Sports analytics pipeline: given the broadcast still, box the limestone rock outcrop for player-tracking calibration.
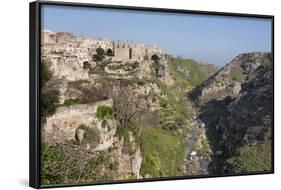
[188,52,273,174]
[43,99,117,151]
[188,52,272,105]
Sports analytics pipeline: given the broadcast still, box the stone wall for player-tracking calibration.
[42,30,164,64]
[112,40,164,62]
[43,99,117,152]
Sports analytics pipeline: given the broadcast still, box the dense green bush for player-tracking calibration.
[96,105,113,120]
[93,48,105,62]
[41,143,66,185]
[41,61,52,86]
[40,60,60,117]
[159,97,168,108]
[41,88,60,117]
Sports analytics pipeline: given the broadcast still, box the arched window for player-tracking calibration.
[106,48,113,56]
[151,54,160,62]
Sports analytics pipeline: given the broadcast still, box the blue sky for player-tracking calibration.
[42,5,272,66]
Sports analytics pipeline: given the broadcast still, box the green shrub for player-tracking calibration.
[69,80,91,87]
[131,61,140,69]
[136,79,145,86]
[41,61,52,86]
[77,79,91,84]
[76,124,88,131]
[93,48,105,62]
[41,143,66,185]
[40,60,60,117]
[115,122,133,140]
[41,88,60,117]
[159,97,168,108]
[83,61,91,70]
[63,98,80,106]
[96,106,113,120]
[107,64,121,70]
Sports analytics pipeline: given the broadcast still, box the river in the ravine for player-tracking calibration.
[185,102,210,176]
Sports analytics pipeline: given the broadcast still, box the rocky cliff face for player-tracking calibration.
[41,32,177,182]
[188,52,272,105]
[43,99,116,151]
[188,52,273,174]
[42,43,93,81]
[41,31,245,184]
[216,61,272,173]
[218,62,272,151]
[42,97,143,179]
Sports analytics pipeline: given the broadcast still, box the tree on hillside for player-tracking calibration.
[41,60,53,86]
[93,48,105,62]
[113,87,140,125]
[41,60,60,117]
[151,54,164,77]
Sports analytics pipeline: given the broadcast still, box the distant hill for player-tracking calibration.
[187,52,273,174]
[188,52,272,105]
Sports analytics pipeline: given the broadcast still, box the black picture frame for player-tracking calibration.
[30,1,274,188]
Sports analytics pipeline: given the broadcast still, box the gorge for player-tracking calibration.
[40,31,273,185]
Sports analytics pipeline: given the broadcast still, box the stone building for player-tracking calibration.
[42,30,76,44]
[41,30,174,85]
[41,30,164,63]
[111,40,163,62]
